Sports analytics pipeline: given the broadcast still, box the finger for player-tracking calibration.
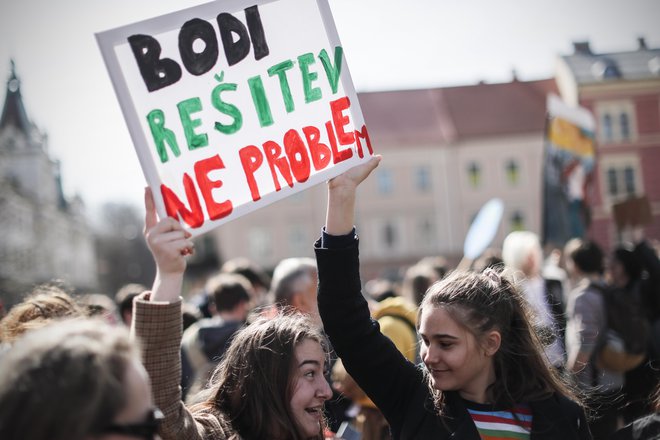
[351,155,382,181]
[181,243,195,256]
[176,238,195,256]
[156,217,185,233]
[153,229,192,245]
[147,216,186,239]
[365,155,382,173]
[144,187,158,231]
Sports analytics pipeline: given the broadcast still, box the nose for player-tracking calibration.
[317,378,333,401]
[421,344,437,365]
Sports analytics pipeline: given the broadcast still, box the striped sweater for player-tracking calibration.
[466,400,533,440]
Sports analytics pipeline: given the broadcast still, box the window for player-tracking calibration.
[624,166,635,193]
[377,168,393,194]
[414,166,431,192]
[505,159,520,185]
[602,114,613,142]
[383,222,397,249]
[510,211,525,231]
[596,101,636,143]
[601,155,642,206]
[606,166,637,198]
[467,162,481,188]
[607,168,618,195]
[620,113,630,140]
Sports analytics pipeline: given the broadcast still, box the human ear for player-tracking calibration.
[483,330,501,357]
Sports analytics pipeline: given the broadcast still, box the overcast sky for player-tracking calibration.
[1,0,659,215]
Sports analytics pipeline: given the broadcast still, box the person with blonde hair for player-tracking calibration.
[502,230,566,370]
[0,285,82,345]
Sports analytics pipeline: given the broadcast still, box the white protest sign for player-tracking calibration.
[463,198,504,260]
[97,0,373,236]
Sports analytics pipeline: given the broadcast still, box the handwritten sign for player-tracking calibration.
[613,196,652,229]
[97,0,373,236]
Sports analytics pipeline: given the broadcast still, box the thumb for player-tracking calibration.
[144,187,158,230]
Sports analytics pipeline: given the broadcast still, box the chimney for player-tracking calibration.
[573,41,592,55]
[638,37,647,50]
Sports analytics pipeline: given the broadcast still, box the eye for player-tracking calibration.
[439,342,454,349]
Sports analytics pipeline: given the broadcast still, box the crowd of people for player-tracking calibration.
[1,157,659,440]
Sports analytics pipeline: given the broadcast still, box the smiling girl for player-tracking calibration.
[133,188,332,440]
[316,156,591,440]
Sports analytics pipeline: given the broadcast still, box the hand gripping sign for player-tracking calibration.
[97,0,374,237]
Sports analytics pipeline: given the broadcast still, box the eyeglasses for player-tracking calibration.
[100,407,164,439]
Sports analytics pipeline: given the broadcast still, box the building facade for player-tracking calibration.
[556,38,660,250]
[0,63,98,307]
[213,78,557,279]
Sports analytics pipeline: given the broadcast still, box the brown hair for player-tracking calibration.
[419,269,581,413]
[197,309,328,439]
[0,285,82,343]
[0,318,138,440]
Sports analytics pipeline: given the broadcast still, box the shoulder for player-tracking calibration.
[632,413,660,439]
[531,393,587,430]
[553,393,583,415]
[529,394,592,439]
[575,285,605,309]
[190,404,238,439]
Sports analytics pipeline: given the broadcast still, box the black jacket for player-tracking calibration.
[316,237,591,440]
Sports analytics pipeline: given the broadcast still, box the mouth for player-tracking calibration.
[305,406,324,417]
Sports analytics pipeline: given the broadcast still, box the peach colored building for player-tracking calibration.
[213,78,557,279]
[555,39,660,250]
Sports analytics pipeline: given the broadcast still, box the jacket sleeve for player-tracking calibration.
[132,295,231,440]
[315,238,425,432]
[635,240,660,321]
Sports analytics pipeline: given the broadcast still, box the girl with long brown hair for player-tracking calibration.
[316,156,591,439]
[134,189,332,440]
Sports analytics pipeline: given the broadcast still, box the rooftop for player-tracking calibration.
[561,38,660,84]
[358,78,557,147]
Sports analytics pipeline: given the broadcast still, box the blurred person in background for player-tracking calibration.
[181,272,253,402]
[78,292,120,325]
[0,285,82,351]
[221,257,271,309]
[606,230,660,425]
[115,283,147,326]
[565,239,621,439]
[401,260,439,307]
[502,231,567,371]
[0,317,162,440]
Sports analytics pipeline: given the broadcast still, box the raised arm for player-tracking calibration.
[143,187,193,302]
[134,188,229,440]
[325,156,381,235]
[317,156,429,438]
